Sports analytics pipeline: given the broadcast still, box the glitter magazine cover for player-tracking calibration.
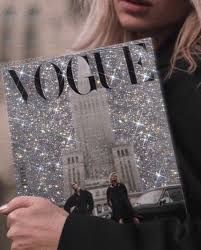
[2,39,186,222]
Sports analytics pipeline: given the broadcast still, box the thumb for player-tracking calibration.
[0,196,33,215]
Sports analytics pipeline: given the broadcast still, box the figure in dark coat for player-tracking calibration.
[64,183,94,215]
[107,172,137,224]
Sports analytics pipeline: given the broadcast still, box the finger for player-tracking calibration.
[0,204,8,213]
[0,196,33,215]
[7,208,27,229]
[11,240,32,250]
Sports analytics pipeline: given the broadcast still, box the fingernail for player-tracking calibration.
[0,204,8,212]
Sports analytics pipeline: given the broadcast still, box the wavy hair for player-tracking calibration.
[72,0,201,75]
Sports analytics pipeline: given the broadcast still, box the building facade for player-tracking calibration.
[112,144,142,192]
[62,57,142,214]
[63,150,85,196]
[0,0,86,62]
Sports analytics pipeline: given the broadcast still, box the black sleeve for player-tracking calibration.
[87,192,94,213]
[162,67,201,218]
[106,188,112,207]
[64,196,74,213]
[121,183,128,196]
[58,215,201,250]
[120,183,130,202]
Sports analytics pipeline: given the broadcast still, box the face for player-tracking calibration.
[113,0,192,36]
[72,183,79,191]
[110,174,118,184]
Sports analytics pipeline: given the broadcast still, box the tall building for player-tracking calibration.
[63,57,142,211]
[63,150,85,197]
[70,57,115,180]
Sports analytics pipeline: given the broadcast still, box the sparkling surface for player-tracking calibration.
[2,39,180,205]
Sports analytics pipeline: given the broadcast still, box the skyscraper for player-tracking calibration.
[70,57,115,179]
[63,57,142,206]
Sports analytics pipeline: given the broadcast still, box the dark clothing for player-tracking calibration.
[156,31,201,219]
[58,35,201,249]
[59,215,201,250]
[160,57,201,219]
[107,183,134,222]
[64,189,94,215]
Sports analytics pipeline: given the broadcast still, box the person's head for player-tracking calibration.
[109,172,119,185]
[71,182,80,192]
[73,0,201,74]
[113,0,191,36]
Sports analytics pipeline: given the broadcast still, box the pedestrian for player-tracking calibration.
[64,183,94,215]
[107,172,139,224]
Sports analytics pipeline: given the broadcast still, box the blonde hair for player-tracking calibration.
[72,0,201,75]
[109,172,119,183]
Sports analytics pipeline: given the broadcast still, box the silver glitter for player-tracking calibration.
[2,39,180,206]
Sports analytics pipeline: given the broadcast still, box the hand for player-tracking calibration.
[0,196,69,250]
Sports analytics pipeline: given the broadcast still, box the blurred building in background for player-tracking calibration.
[0,0,89,62]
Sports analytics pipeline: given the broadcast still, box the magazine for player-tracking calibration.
[2,38,185,221]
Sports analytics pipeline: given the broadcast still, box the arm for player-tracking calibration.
[121,183,129,198]
[161,65,201,218]
[64,196,74,213]
[87,192,94,213]
[58,214,198,250]
[58,214,136,250]
[106,188,112,208]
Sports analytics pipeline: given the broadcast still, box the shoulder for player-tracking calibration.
[68,194,75,200]
[161,57,201,89]
[160,58,201,119]
[83,189,92,195]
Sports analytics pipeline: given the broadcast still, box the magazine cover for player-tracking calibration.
[2,38,185,221]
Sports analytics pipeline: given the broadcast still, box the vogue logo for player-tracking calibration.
[7,43,155,103]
